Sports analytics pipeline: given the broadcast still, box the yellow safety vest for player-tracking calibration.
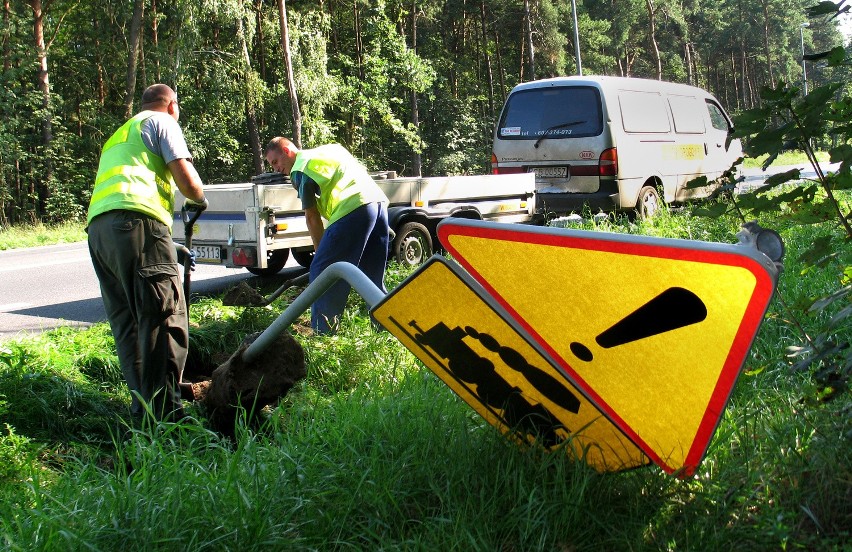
[291,144,388,226]
[87,111,176,228]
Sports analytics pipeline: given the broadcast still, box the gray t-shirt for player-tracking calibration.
[140,112,192,163]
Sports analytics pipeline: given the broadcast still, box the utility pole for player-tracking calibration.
[800,22,809,95]
[571,0,582,75]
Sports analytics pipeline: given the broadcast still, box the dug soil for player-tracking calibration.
[190,331,306,436]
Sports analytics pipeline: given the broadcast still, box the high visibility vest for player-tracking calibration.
[87,111,176,228]
[291,144,388,226]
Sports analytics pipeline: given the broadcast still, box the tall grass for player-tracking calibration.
[0,221,87,250]
[0,213,849,550]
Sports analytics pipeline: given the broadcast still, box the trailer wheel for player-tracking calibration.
[292,249,314,268]
[393,222,432,267]
[247,249,289,276]
[635,185,663,220]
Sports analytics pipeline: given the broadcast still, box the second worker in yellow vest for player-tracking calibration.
[265,137,390,333]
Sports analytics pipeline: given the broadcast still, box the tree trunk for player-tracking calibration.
[152,0,161,82]
[761,0,774,88]
[2,0,10,72]
[646,0,662,80]
[493,29,506,105]
[255,0,267,81]
[480,0,494,119]
[685,42,693,85]
[237,14,264,174]
[27,0,52,216]
[276,0,302,147]
[410,0,421,177]
[124,0,144,119]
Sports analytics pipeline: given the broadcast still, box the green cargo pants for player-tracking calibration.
[87,210,189,421]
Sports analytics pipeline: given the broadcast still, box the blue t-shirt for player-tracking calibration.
[292,171,319,210]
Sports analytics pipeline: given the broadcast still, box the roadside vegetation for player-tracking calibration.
[0,221,87,250]
[1,199,849,550]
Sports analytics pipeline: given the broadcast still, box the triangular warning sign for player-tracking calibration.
[371,257,649,472]
[438,219,777,475]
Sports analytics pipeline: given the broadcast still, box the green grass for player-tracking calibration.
[0,214,849,550]
[0,221,87,250]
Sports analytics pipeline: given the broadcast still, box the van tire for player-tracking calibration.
[393,222,432,267]
[635,186,663,220]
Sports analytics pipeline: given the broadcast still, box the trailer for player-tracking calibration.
[173,172,537,275]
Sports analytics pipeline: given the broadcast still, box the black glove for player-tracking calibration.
[175,245,196,271]
[183,196,209,213]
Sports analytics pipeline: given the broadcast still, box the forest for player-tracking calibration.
[0,0,849,225]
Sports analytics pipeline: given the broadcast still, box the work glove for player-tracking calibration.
[175,244,196,271]
[183,196,209,213]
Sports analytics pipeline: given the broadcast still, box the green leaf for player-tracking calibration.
[759,84,795,103]
[808,286,852,312]
[764,169,801,186]
[797,235,834,265]
[691,202,729,218]
[806,1,842,17]
[747,127,789,158]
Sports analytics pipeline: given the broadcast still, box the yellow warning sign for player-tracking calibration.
[372,257,649,473]
[437,219,777,475]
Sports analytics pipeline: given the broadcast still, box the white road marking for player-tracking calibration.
[0,302,31,313]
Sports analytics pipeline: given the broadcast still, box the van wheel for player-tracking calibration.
[247,249,289,276]
[393,222,432,267]
[635,186,663,219]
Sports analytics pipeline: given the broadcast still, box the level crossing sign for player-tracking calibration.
[436,218,778,475]
[371,256,650,473]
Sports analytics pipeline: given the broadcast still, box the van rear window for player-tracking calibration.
[497,86,603,140]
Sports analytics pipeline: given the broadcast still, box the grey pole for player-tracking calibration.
[571,0,582,75]
[242,262,385,363]
[800,22,809,95]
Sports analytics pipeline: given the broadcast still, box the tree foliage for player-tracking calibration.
[0,0,848,224]
[690,0,851,401]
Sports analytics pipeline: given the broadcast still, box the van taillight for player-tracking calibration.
[491,152,525,175]
[599,148,618,177]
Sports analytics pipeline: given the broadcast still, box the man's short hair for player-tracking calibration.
[141,84,176,108]
[265,136,296,155]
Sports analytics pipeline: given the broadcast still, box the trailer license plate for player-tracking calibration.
[533,166,568,178]
[191,246,221,263]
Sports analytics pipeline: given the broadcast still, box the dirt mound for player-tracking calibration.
[192,331,306,435]
[222,281,266,306]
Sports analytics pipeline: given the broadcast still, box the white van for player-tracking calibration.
[491,76,742,218]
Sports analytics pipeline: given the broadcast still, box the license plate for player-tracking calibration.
[191,245,221,262]
[533,166,568,178]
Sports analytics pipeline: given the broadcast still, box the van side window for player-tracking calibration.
[619,91,671,133]
[706,101,731,131]
[669,95,705,134]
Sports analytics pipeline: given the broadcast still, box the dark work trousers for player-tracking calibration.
[87,210,189,421]
[309,201,389,333]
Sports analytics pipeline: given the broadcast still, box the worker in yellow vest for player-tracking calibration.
[87,83,207,422]
[265,137,389,333]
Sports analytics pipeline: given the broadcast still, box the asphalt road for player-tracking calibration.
[1,162,837,341]
[0,242,305,341]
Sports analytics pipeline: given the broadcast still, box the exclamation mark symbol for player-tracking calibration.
[570,287,707,362]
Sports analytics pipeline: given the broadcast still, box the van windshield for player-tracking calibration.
[496,86,603,140]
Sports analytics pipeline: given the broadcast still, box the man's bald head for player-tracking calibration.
[141,84,177,110]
